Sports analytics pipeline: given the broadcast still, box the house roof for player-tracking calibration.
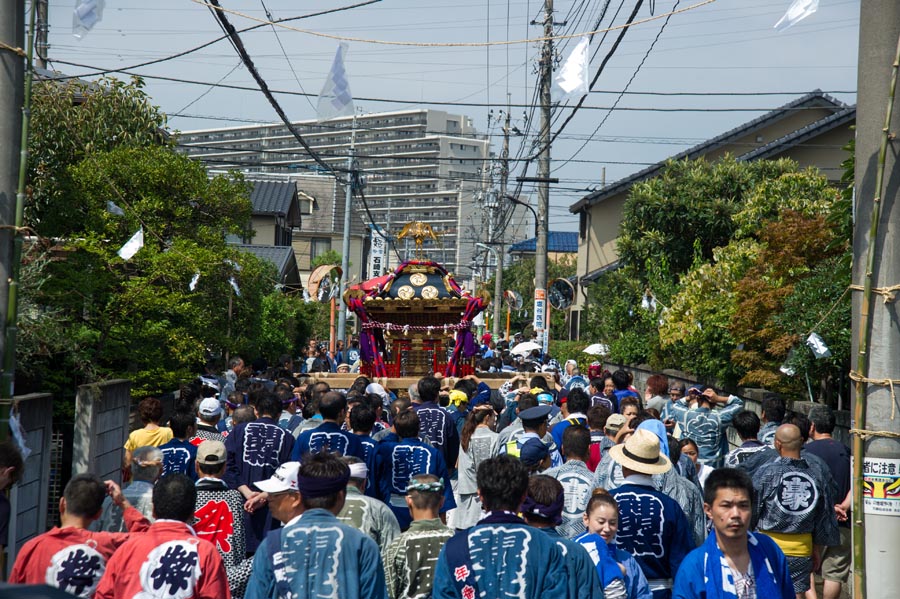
[249,180,298,216]
[233,244,299,285]
[508,231,579,254]
[569,90,848,214]
[736,106,856,164]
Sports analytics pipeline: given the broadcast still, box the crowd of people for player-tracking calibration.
[3,343,851,599]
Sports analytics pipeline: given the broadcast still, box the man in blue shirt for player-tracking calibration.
[293,391,363,461]
[608,428,695,599]
[669,385,744,468]
[245,455,388,599]
[159,412,198,480]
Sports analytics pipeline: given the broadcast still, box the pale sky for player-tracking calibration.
[46,0,860,232]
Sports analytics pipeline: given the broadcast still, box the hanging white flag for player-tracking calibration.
[73,0,106,39]
[554,36,591,98]
[228,276,242,297]
[117,228,143,260]
[774,0,818,31]
[106,201,125,216]
[189,273,201,291]
[317,43,355,122]
[806,332,832,359]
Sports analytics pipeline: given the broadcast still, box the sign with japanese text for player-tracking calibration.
[863,457,900,516]
[368,227,386,279]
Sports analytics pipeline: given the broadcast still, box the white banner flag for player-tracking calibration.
[317,43,355,122]
[806,332,832,359]
[774,0,818,31]
[554,36,591,98]
[228,276,242,297]
[73,0,105,39]
[117,228,143,261]
[368,226,387,279]
[189,273,201,291]
[106,201,125,216]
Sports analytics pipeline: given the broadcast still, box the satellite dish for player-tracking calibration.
[548,278,575,310]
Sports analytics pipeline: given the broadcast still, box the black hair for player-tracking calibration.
[586,405,611,431]
[255,392,282,418]
[319,391,348,420]
[153,474,197,522]
[525,475,564,524]
[476,455,528,512]
[589,377,605,392]
[349,403,376,434]
[417,376,441,403]
[785,411,811,443]
[611,369,631,391]
[761,393,786,424]
[562,425,590,460]
[529,375,549,391]
[808,405,836,435]
[198,461,225,476]
[454,378,478,399]
[517,394,538,412]
[63,474,107,518]
[629,411,656,430]
[703,467,754,506]
[0,440,24,485]
[394,409,420,439]
[667,435,682,464]
[299,452,349,511]
[732,410,761,440]
[461,406,496,452]
[566,387,590,415]
[247,381,269,406]
[168,411,195,439]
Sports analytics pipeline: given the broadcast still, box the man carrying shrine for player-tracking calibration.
[292,391,363,460]
[10,474,150,597]
[244,455,388,599]
[95,474,230,599]
[753,424,840,598]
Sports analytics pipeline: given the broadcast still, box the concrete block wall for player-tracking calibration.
[72,380,132,485]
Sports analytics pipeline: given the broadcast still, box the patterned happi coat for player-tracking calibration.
[194,478,253,598]
[244,508,388,599]
[382,518,454,599]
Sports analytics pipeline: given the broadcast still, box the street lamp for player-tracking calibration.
[503,194,538,238]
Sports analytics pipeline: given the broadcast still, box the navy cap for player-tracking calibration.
[687,384,706,395]
[519,404,552,422]
[519,438,550,466]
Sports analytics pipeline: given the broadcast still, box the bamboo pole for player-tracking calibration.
[851,28,900,599]
[0,0,37,441]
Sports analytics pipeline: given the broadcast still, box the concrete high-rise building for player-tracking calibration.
[178,109,494,279]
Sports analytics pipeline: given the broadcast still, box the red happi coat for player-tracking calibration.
[9,507,150,597]
[94,519,231,599]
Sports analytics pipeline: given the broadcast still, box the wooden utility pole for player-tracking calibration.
[852,2,900,598]
[534,0,553,355]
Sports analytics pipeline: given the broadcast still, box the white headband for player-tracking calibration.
[349,462,368,479]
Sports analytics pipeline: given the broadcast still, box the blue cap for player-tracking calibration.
[687,385,706,395]
[519,438,550,467]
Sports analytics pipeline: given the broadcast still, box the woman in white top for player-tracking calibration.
[454,404,499,529]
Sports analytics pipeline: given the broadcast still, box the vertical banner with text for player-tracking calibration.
[534,288,547,355]
[368,227,386,280]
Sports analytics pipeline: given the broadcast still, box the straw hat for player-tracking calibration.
[608,428,671,475]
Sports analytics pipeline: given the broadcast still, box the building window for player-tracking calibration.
[310,237,332,262]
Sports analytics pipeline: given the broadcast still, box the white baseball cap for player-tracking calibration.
[198,397,223,418]
[255,462,301,493]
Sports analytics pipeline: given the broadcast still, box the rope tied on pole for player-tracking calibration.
[0,41,26,58]
[848,428,900,440]
[850,283,900,303]
[849,371,900,420]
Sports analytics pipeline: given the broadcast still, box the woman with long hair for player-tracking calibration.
[454,404,499,529]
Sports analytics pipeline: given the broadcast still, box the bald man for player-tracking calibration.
[753,424,840,599]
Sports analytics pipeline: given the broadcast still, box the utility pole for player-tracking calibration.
[337,113,357,348]
[852,3,900,598]
[35,0,47,69]
[0,0,25,440]
[534,0,553,356]
[492,101,510,340]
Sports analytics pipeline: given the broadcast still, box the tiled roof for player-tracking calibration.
[737,106,855,163]
[508,231,579,254]
[249,180,298,216]
[233,244,296,278]
[569,90,847,214]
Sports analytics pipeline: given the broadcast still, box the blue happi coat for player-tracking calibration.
[244,508,388,599]
[159,438,198,480]
[293,421,363,461]
[610,480,695,599]
[432,513,567,599]
[376,437,455,530]
[412,401,460,469]
[542,528,606,599]
[354,432,380,499]
[225,417,295,553]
